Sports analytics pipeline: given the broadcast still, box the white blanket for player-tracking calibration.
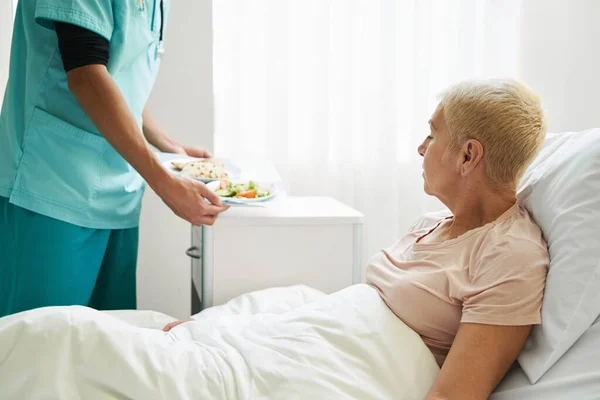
[0,284,439,399]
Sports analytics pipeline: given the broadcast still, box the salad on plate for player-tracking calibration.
[207,180,276,202]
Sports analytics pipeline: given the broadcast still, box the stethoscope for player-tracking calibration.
[137,0,166,58]
[157,0,165,58]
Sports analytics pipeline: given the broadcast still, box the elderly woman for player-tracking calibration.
[166,79,550,399]
[365,79,549,399]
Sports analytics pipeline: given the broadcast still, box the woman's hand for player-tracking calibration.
[163,318,194,332]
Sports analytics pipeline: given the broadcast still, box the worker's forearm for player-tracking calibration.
[67,65,169,192]
[142,108,183,153]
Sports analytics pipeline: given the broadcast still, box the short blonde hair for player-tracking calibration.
[440,79,546,187]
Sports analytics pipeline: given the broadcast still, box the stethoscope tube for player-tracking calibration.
[159,0,164,42]
[157,0,165,57]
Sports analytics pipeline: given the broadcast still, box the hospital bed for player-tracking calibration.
[491,127,600,399]
[108,292,600,400]
[1,128,599,399]
[492,317,600,399]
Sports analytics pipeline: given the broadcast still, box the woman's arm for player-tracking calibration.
[142,108,212,158]
[162,318,194,332]
[424,323,532,400]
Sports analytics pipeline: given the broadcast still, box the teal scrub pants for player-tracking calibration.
[0,196,138,318]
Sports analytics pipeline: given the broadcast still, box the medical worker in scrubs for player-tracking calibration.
[0,0,228,318]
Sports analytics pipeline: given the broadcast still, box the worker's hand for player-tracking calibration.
[163,318,194,332]
[171,143,213,159]
[157,175,229,226]
[180,145,212,159]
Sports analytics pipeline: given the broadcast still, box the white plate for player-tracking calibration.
[162,158,232,183]
[206,180,277,203]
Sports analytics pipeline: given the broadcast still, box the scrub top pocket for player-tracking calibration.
[13,107,107,213]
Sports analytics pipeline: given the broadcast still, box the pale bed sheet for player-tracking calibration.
[0,285,439,400]
[108,287,600,399]
[18,286,597,399]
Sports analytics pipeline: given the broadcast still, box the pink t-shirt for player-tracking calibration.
[365,203,549,366]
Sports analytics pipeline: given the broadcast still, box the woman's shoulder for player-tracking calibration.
[493,204,546,247]
[478,204,549,271]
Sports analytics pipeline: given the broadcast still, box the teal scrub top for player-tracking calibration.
[0,0,170,229]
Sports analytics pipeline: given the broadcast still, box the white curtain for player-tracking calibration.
[212,0,524,260]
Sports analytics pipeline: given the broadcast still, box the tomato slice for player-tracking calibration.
[236,189,257,199]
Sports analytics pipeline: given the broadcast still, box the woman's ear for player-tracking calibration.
[461,139,483,176]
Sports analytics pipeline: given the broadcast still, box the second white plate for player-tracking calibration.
[206,180,277,203]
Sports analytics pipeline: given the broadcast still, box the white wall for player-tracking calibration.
[137,0,600,318]
[517,0,600,132]
[137,0,214,319]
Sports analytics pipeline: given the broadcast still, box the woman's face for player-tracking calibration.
[417,104,459,198]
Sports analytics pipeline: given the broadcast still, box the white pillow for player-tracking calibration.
[516,128,600,383]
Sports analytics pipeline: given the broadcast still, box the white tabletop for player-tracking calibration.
[156,153,364,226]
[207,196,365,226]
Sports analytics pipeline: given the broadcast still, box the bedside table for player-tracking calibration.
[188,196,364,313]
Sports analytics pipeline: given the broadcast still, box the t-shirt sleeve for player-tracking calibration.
[55,23,110,72]
[35,0,114,41]
[461,241,549,326]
